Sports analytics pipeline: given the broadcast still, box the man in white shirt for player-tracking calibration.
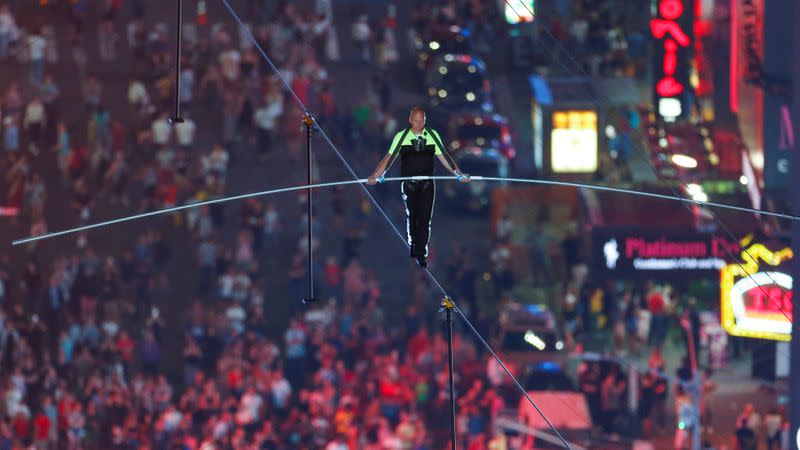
[351,15,370,63]
[23,98,45,154]
[0,4,15,60]
[253,92,283,160]
[27,29,47,86]
[270,370,292,410]
[174,115,196,152]
[237,387,263,426]
[151,112,172,148]
[128,80,150,113]
[219,47,241,81]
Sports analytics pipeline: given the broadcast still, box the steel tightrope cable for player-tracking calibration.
[15,1,799,446]
[14,175,799,247]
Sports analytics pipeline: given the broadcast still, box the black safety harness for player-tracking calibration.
[382,127,461,178]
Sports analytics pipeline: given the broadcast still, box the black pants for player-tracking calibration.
[402,180,435,258]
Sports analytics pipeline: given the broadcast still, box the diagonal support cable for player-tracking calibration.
[217,2,572,446]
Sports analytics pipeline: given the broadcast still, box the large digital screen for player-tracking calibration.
[550,110,597,173]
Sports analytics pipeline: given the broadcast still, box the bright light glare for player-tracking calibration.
[504,0,534,24]
[670,154,698,169]
[438,90,447,98]
[555,341,564,350]
[686,183,708,202]
[658,98,682,119]
[740,175,749,185]
[466,92,476,101]
[524,330,546,350]
[429,41,440,50]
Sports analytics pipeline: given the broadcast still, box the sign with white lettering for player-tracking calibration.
[592,228,740,277]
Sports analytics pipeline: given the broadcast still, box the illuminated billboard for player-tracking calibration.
[591,228,740,277]
[720,238,793,341]
[504,0,534,24]
[550,110,597,173]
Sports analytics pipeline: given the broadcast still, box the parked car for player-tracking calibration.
[523,361,576,392]
[414,24,472,71]
[514,361,594,448]
[448,112,516,160]
[425,54,493,113]
[492,303,567,366]
[442,146,508,212]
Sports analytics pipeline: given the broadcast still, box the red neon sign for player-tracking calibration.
[747,285,793,314]
[651,0,691,99]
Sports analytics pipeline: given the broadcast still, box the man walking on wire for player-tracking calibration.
[367,107,470,268]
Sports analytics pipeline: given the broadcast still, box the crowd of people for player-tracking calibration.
[538,0,648,78]
[0,1,782,450]
[0,1,533,449]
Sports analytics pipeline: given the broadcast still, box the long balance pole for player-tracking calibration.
[303,114,316,304]
[443,297,457,450]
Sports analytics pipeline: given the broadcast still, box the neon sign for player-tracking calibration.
[593,230,741,276]
[720,237,793,341]
[651,0,693,121]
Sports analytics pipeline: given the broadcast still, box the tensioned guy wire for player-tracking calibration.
[212,5,574,446]
[14,175,798,246]
[504,0,797,328]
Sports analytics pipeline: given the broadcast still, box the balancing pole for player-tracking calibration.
[169,0,185,124]
[302,113,317,304]
[442,297,457,449]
